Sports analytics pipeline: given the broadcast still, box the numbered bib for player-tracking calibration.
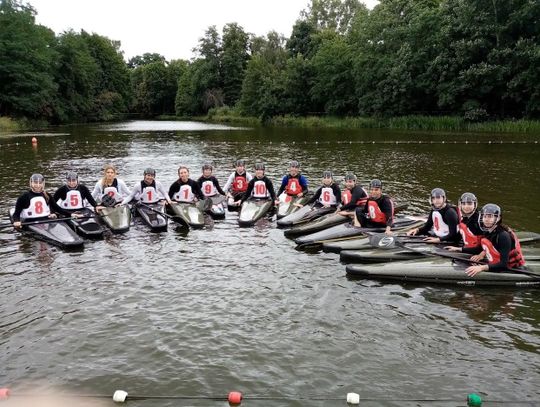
[141,186,158,203]
[253,180,268,198]
[202,180,217,197]
[21,196,51,219]
[320,187,336,205]
[60,190,84,209]
[173,185,194,202]
[103,186,121,202]
[432,211,449,237]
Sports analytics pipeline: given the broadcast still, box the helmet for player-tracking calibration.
[66,171,78,181]
[235,159,245,167]
[144,168,156,176]
[369,179,383,189]
[100,194,116,207]
[30,173,44,183]
[202,163,213,171]
[289,160,300,168]
[478,203,502,232]
[344,173,357,182]
[459,192,478,212]
[430,187,446,208]
[323,170,333,179]
[254,162,265,171]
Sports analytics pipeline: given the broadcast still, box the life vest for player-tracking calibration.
[201,179,217,197]
[21,195,50,219]
[480,229,525,268]
[430,205,457,238]
[232,173,248,193]
[366,197,393,224]
[285,177,302,196]
[173,184,194,203]
[102,179,121,202]
[319,186,337,206]
[458,213,481,248]
[140,181,159,203]
[252,180,268,198]
[342,187,368,207]
[60,189,84,210]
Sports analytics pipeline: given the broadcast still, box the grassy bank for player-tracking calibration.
[0,117,50,133]
[195,109,540,133]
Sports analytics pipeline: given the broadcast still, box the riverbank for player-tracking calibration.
[0,117,49,133]
[176,109,540,133]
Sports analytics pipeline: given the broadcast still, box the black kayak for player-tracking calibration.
[279,206,337,231]
[97,205,131,233]
[294,216,426,248]
[67,208,105,239]
[345,257,540,287]
[168,201,205,228]
[9,208,84,250]
[134,203,168,232]
[326,230,540,254]
[238,198,274,227]
[276,193,311,219]
[205,195,226,219]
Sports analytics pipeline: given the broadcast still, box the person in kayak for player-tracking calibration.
[352,179,394,235]
[450,203,525,276]
[54,172,104,212]
[121,168,172,205]
[237,162,277,205]
[444,192,483,250]
[197,163,226,198]
[223,159,253,205]
[297,171,341,209]
[276,160,308,198]
[92,164,131,205]
[338,173,368,217]
[169,166,205,203]
[407,187,459,243]
[12,174,76,228]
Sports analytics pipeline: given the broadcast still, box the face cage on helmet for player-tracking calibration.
[478,211,501,232]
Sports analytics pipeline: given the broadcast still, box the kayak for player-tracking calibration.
[227,193,244,212]
[282,202,409,236]
[67,208,104,239]
[168,201,204,228]
[134,203,168,232]
[276,193,311,219]
[345,257,540,287]
[279,206,337,231]
[9,208,84,250]
[294,216,426,248]
[238,198,274,227]
[326,230,540,254]
[97,205,131,233]
[205,195,226,219]
[340,244,540,264]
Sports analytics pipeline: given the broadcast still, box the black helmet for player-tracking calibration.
[30,173,44,183]
[459,192,478,212]
[289,160,300,168]
[100,194,116,207]
[66,171,78,181]
[202,163,213,171]
[323,170,333,179]
[344,173,357,182]
[144,167,156,176]
[254,162,265,170]
[235,159,245,167]
[369,179,383,189]
[478,203,502,232]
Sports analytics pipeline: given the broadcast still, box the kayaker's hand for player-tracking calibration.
[234,200,241,206]
[470,253,486,262]
[274,199,280,205]
[423,236,441,244]
[71,213,82,219]
[48,213,57,219]
[294,203,303,208]
[445,246,461,252]
[466,264,488,277]
[297,192,303,198]
[385,227,393,236]
[96,205,105,211]
[13,221,21,228]
[407,228,418,236]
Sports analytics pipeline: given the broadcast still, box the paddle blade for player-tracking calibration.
[368,234,399,249]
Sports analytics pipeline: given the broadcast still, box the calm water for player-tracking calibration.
[1,121,539,407]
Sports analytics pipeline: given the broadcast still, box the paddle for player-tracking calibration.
[367,233,428,249]
[18,215,95,227]
[137,202,190,227]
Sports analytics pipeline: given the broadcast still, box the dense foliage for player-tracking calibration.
[1,0,539,124]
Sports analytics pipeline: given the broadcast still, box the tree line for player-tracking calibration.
[1,0,539,125]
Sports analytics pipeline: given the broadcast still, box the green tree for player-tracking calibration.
[127,52,166,69]
[221,23,249,106]
[0,0,57,118]
[287,20,319,58]
[301,0,364,34]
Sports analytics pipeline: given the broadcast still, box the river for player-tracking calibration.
[0,121,539,406]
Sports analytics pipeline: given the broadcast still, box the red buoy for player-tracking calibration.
[31,137,37,144]
[0,388,11,400]
[228,391,242,405]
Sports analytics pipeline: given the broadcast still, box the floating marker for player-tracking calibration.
[228,391,242,405]
[113,390,128,403]
[0,388,10,400]
[31,137,37,144]
[467,393,482,406]
[346,392,360,404]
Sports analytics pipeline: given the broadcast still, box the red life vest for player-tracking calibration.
[480,229,525,268]
[232,174,248,193]
[458,222,481,248]
[342,190,352,205]
[285,178,302,196]
[366,199,392,223]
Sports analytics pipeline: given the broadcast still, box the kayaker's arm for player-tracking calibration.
[265,177,277,202]
[192,180,206,201]
[276,175,288,196]
[438,207,460,242]
[212,177,226,196]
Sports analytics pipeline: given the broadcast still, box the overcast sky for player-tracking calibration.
[29,0,379,62]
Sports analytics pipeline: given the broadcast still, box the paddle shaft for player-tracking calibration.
[18,215,95,227]
[136,202,174,219]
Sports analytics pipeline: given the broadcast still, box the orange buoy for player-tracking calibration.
[228,391,242,405]
[0,388,11,400]
[31,137,37,144]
